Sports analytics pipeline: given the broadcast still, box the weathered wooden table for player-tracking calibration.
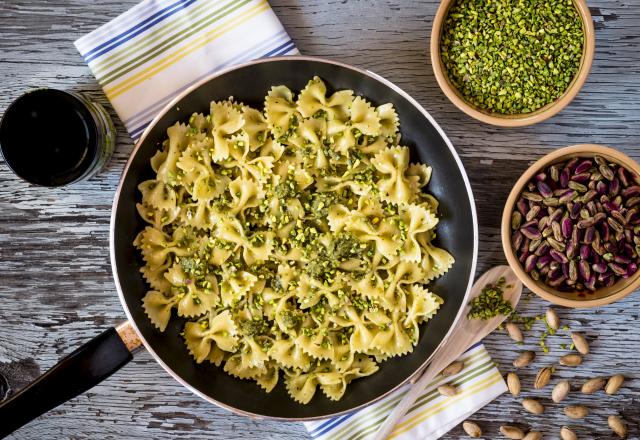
[1,0,638,438]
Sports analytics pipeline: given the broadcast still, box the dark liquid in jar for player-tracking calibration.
[0,89,97,186]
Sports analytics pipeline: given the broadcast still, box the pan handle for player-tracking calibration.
[0,321,142,438]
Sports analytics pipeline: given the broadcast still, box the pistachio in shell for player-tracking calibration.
[546,307,560,330]
[438,384,457,397]
[571,332,589,355]
[559,354,583,367]
[564,405,589,419]
[462,420,482,438]
[608,415,628,438]
[534,367,552,389]
[560,426,578,440]
[581,377,606,394]
[513,351,536,368]
[500,425,525,439]
[522,398,544,415]
[507,372,521,397]
[506,322,524,343]
[442,360,464,377]
[552,380,571,403]
[606,374,625,395]
[523,432,542,440]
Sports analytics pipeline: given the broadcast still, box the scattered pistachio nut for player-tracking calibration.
[442,361,464,377]
[560,426,578,440]
[522,398,544,415]
[546,308,560,330]
[514,351,536,368]
[565,405,589,419]
[606,374,625,395]
[500,425,525,439]
[506,322,524,343]
[523,432,542,440]
[552,380,571,403]
[438,384,457,397]
[560,354,583,367]
[608,415,628,438]
[581,377,606,394]
[571,332,589,355]
[534,367,552,389]
[507,372,521,397]
[462,420,482,438]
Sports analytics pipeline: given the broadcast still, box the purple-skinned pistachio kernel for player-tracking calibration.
[609,262,627,276]
[536,254,552,269]
[578,260,591,280]
[626,197,640,208]
[569,260,578,281]
[625,229,633,243]
[574,159,593,174]
[614,254,632,264]
[570,202,582,219]
[561,217,573,238]
[562,262,570,278]
[525,254,537,272]
[535,172,547,181]
[622,185,640,198]
[571,172,591,183]
[609,178,620,196]
[592,261,607,273]
[627,262,638,276]
[519,249,530,264]
[624,243,635,257]
[560,169,570,188]
[577,218,595,229]
[534,241,551,257]
[512,230,523,250]
[550,249,568,264]
[517,198,529,215]
[548,275,567,287]
[565,157,580,171]
[580,244,591,260]
[618,166,630,186]
[585,275,597,291]
[521,226,542,240]
[596,181,608,195]
[601,222,611,242]
[537,182,553,198]
[593,212,606,224]
[598,272,613,283]
[559,190,577,204]
[584,226,596,244]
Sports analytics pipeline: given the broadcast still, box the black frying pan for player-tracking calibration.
[0,56,477,436]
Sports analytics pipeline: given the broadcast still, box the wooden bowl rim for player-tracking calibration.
[501,144,640,308]
[430,0,596,127]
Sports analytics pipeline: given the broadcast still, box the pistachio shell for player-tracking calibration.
[560,426,578,440]
[500,425,525,439]
[608,415,628,438]
[523,432,542,440]
[571,332,589,355]
[564,405,589,419]
[534,367,552,389]
[606,374,625,395]
[559,354,583,367]
[513,351,536,368]
[522,398,544,414]
[546,307,560,330]
[506,322,524,343]
[581,377,606,394]
[438,384,457,397]
[441,360,464,377]
[507,372,521,397]
[552,380,571,403]
[462,421,482,438]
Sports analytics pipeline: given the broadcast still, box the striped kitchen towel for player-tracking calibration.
[304,343,507,440]
[74,0,298,140]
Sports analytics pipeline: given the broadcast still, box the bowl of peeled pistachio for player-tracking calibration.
[430,0,595,127]
[502,144,640,307]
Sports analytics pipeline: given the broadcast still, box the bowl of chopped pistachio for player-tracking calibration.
[430,0,595,127]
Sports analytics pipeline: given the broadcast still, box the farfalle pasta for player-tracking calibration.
[134,76,453,404]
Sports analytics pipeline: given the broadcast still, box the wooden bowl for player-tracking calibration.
[501,144,640,308]
[430,0,595,127]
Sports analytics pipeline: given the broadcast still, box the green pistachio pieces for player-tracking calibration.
[440,0,584,115]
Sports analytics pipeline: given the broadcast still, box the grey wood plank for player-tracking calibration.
[0,0,639,439]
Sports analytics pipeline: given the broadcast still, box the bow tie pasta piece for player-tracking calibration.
[210,101,244,162]
[135,77,454,404]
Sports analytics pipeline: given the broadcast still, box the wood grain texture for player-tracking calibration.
[0,0,638,438]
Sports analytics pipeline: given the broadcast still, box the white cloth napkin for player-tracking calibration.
[74,2,506,438]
